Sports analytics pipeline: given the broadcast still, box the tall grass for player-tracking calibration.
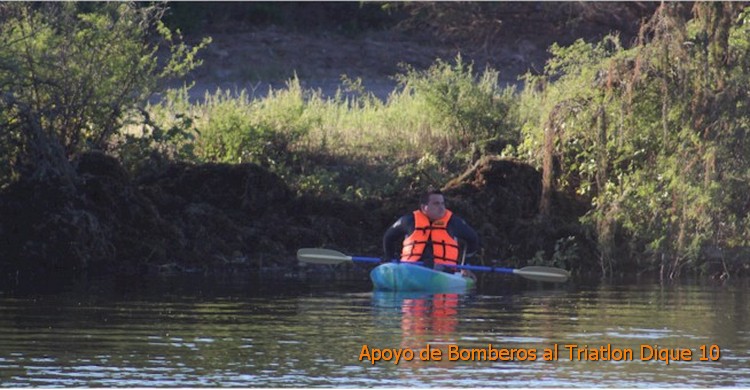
[146,56,520,198]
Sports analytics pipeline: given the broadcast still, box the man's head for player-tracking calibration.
[419,189,446,221]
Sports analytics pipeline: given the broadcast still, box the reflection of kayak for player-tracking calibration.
[370,291,462,343]
[371,290,436,309]
[370,262,475,292]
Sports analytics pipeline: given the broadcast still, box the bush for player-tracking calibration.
[515,3,750,277]
[0,2,209,187]
[395,55,519,159]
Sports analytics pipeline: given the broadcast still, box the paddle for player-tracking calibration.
[297,248,571,283]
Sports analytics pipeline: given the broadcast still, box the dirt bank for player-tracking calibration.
[0,152,587,282]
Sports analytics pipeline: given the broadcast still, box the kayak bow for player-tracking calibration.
[370,262,475,292]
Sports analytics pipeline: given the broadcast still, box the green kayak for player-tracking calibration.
[370,262,475,292]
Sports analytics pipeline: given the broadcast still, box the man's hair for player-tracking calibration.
[419,188,443,206]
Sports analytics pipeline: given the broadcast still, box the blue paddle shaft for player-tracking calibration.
[351,256,382,264]
[351,256,515,274]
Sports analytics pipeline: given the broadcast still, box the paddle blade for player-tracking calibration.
[514,266,571,283]
[297,248,352,265]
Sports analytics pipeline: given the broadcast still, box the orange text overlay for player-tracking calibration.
[358,343,721,365]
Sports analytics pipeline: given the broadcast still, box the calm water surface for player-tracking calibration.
[0,273,748,387]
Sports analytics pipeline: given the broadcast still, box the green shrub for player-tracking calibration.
[395,55,519,159]
[0,2,209,186]
[149,58,522,198]
[516,4,750,276]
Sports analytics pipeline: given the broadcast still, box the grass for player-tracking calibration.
[145,56,520,198]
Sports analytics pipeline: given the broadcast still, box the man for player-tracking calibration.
[383,189,480,272]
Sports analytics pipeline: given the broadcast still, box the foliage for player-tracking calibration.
[395,56,519,160]
[0,2,209,187]
[530,236,579,269]
[150,78,318,168]
[148,57,521,198]
[117,88,200,174]
[517,3,750,277]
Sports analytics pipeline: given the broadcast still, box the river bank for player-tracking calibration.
[0,151,593,285]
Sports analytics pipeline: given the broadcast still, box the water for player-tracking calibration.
[1,274,748,387]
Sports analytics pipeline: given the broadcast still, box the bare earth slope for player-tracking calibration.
[181,3,654,100]
[185,28,544,100]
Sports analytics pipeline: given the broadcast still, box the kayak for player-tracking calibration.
[370,262,475,292]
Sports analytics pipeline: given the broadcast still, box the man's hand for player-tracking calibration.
[460,269,477,282]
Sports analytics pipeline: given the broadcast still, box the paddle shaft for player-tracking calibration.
[351,255,516,273]
[297,248,571,283]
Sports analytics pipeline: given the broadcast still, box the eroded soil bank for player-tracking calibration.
[0,152,589,284]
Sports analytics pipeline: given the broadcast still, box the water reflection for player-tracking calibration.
[372,291,463,350]
[373,291,460,334]
[368,291,465,382]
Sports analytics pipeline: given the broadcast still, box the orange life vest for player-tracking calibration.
[401,209,460,265]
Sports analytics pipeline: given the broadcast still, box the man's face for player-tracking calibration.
[421,194,446,221]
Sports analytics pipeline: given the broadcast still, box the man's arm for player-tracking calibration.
[449,216,480,257]
[383,215,412,260]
